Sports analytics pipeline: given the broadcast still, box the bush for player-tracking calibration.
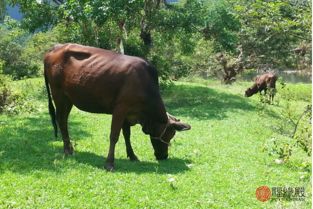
[264,135,293,161]
[264,102,312,162]
[0,74,36,114]
[0,74,14,113]
[262,80,311,165]
[0,17,41,80]
[279,83,312,102]
[294,105,312,156]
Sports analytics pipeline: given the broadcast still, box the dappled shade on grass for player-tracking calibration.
[0,79,311,208]
[0,113,90,173]
[162,83,255,120]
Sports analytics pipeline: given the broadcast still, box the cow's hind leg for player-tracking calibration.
[122,121,139,161]
[54,94,73,155]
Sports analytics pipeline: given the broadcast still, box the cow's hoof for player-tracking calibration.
[129,155,139,162]
[105,163,115,172]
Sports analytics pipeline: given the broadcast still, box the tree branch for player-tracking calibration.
[291,105,311,138]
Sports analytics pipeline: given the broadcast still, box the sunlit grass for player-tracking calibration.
[0,78,311,208]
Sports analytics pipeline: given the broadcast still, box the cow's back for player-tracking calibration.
[255,72,277,88]
[44,44,158,114]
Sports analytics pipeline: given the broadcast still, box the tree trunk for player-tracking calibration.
[117,20,126,54]
[140,0,164,56]
[0,0,5,23]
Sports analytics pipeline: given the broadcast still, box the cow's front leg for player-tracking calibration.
[106,106,127,171]
[122,121,139,161]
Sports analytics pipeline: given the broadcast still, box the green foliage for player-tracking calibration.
[1,88,36,115]
[294,105,312,156]
[0,73,41,114]
[0,17,41,79]
[279,83,312,102]
[123,30,147,58]
[202,1,240,51]
[148,31,197,80]
[6,0,243,80]
[263,82,312,162]
[0,74,34,114]
[9,0,59,32]
[264,136,293,160]
[264,104,311,162]
[256,88,276,104]
[6,0,310,80]
[231,0,311,69]
[0,74,12,113]
[22,27,62,62]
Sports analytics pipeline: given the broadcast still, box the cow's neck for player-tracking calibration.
[250,83,259,95]
[154,97,168,123]
[141,96,168,136]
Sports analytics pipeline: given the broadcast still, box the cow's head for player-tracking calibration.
[245,87,254,97]
[245,83,258,97]
[150,113,191,160]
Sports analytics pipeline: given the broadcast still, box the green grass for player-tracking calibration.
[0,78,311,208]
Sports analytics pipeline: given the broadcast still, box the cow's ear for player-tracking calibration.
[172,122,191,131]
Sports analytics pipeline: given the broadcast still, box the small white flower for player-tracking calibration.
[186,163,193,168]
[275,159,284,164]
[167,177,175,183]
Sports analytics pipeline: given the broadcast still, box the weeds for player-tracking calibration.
[0,74,37,114]
[263,82,311,163]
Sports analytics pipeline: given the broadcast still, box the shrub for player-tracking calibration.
[0,17,41,80]
[294,105,312,156]
[279,83,312,102]
[0,74,14,113]
[264,102,312,162]
[0,73,36,115]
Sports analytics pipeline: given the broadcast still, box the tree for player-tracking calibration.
[215,46,244,84]
[7,0,214,79]
[201,0,240,51]
[8,0,309,81]
[0,17,46,79]
[230,0,312,70]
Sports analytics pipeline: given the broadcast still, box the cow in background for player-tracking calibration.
[245,72,278,103]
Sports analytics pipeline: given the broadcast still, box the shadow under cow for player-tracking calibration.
[0,113,189,174]
[73,151,190,174]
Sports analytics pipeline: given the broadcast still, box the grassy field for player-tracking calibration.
[0,78,311,208]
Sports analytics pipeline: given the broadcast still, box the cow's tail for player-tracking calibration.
[44,65,58,138]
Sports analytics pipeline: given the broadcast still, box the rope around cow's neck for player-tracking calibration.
[151,122,171,146]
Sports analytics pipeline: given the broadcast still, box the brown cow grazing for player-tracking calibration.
[44,43,191,171]
[245,72,278,103]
